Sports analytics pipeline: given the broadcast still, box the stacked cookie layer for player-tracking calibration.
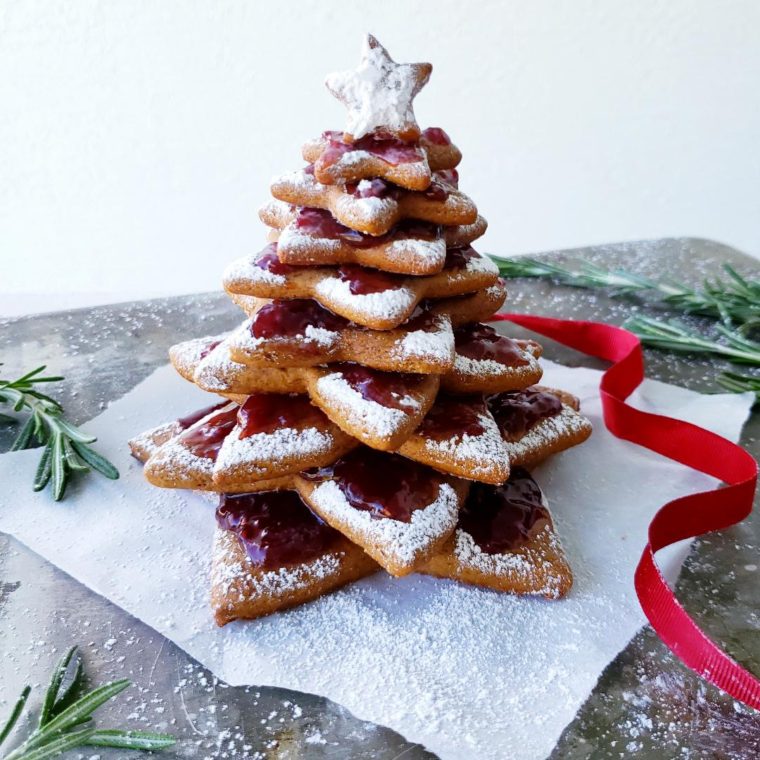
[130,35,591,625]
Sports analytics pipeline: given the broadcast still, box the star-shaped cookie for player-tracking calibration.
[325,34,432,141]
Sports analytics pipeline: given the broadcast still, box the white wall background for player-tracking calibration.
[2,1,759,316]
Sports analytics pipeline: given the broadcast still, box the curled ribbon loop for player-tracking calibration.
[492,312,760,710]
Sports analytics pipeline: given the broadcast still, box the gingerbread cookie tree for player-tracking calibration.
[130,35,591,626]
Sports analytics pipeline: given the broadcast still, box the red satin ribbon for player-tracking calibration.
[493,312,760,710]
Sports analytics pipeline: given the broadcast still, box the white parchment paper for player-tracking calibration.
[0,362,753,760]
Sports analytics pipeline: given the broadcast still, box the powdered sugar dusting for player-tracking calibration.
[418,413,508,478]
[467,251,499,275]
[212,529,343,600]
[314,276,416,323]
[453,350,541,382]
[224,254,286,288]
[216,425,333,476]
[307,480,458,569]
[304,325,339,348]
[315,371,417,441]
[229,320,339,354]
[452,522,567,599]
[195,339,248,392]
[170,334,226,379]
[147,436,216,480]
[325,35,430,140]
[505,406,592,464]
[395,315,454,362]
[128,421,182,461]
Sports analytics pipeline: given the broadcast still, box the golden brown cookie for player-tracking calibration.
[226,299,455,374]
[260,201,487,276]
[172,322,542,401]
[223,243,499,330]
[271,166,476,236]
[396,394,510,485]
[211,490,378,625]
[419,468,573,598]
[143,396,355,490]
[303,364,439,451]
[490,387,593,467]
[302,127,461,190]
[324,34,432,143]
[440,324,544,394]
[295,448,470,577]
[225,284,506,374]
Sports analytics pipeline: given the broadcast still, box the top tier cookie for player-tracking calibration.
[257,35,488,279]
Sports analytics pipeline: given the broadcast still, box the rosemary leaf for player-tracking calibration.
[495,256,760,328]
[0,686,31,749]
[20,680,131,753]
[0,366,119,500]
[69,440,119,480]
[10,417,36,452]
[50,434,67,502]
[38,647,78,728]
[32,442,54,493]
[85,729,177,750]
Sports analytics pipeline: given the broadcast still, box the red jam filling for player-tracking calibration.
[435,168,459,188]
[488,389,563,439]
[336,264,403,295]
[237,394,325,438]
[403,302,441,332]
[331,363,424,412]
[416,395,488,439]
[444,244,479,270]
[254,243,297,276]
[454,324,530,368]
[320,130,423,167]
[295,207,440,248]
[422,127,452,146]
[345,177,398,200]
[176,402,228,431]
[423,175,452,202]
[459,468,549,553]
[250,298,349,340]
[295,207,382,248]
[216,490,339,568]
[178,405,238,460]
[302,448,444,522]
[199,339,223,361]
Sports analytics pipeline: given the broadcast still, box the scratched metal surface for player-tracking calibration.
[0,238,758,759]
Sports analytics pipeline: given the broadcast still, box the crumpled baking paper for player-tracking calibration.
[0,362,753,759]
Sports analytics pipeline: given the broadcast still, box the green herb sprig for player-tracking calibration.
[0,646,175,759]
[495,257,760,329]
[622,317,760,366]
[0,365,119,500]
[495,256,760,402]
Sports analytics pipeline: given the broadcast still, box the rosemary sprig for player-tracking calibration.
[718,370,760,402]
[495,257,760,328]
[0,365,118,501]
[0,646,175,759]
[623,317,760,366]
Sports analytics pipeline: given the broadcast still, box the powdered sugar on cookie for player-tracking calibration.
[315,371,419,441]
[314,276,416,324]
[418,412,508,479]
[395,315,454,363]
[504,405,592,464]
[216,425,333,476]
[307,479,459,571]
[325,34,431,140]
[212,529,344,601]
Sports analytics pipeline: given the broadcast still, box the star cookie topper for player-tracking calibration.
[325,34,432,143]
